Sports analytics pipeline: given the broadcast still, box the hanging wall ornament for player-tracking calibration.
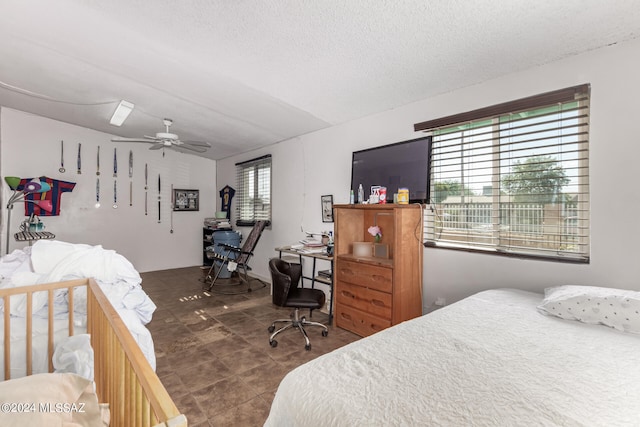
[113,180,118,209]
[113,148,118,178]
[113,148,118,209]
[129,150,133,206]
[170,183,174,233]
[77,143,82,174]
[144,163,148,216]
[59,140,65,173]
[96,146,100,176]
[157,174,161,223]
[95,177,100,208]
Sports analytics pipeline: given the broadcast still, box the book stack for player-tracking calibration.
[318,269,332,279]
[203,218,231,230]
[298,238,325,254]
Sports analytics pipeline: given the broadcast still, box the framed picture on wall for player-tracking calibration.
[321,194,334,223]
[173,189,199,211]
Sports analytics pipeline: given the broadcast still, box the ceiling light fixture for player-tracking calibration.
[109,100,134,126]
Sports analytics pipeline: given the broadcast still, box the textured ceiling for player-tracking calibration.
[0,0,639,160]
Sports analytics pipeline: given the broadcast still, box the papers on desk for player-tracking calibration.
[286,241,327,254]
[298,247,327,254]
[295,237,326,253]
[299,238,324,247]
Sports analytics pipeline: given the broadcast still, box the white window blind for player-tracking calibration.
[235,155,271,227]
[416,85,590,262]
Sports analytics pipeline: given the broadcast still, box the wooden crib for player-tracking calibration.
[0,278,187,427]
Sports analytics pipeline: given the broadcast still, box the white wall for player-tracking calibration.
[217,37,640,312]
[0,108,217,272]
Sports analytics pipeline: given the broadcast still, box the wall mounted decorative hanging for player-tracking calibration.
[3,177,55,254]
[321,195,334,223]
[173,189,199,211]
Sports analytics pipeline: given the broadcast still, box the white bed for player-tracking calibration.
[0,240,157,379]
[265,288,640,426]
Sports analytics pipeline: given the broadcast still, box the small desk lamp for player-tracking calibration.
[4,177,53,254]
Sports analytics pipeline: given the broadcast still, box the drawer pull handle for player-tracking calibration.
[371,299,385,307]
[341,312,352,321]
[341,291,354,299]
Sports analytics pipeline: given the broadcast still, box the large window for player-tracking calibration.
[235,154,271,227]
[414,85,590,262]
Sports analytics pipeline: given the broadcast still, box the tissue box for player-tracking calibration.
[352,242,372,257]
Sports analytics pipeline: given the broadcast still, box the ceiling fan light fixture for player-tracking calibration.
[111,118,211,153]
[109,100,134,126]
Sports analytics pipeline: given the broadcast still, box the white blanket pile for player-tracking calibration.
[0,240,157,375]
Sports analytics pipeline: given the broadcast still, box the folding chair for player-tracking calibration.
[203,220,267,293]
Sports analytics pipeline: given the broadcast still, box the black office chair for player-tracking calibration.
[268,258,328,351]
[203,220,267,294]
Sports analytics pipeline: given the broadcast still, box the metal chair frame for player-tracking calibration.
[203,220,267,294]
[267,258,328,350]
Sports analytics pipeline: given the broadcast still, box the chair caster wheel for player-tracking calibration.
[305,344,311,351]
[268,325,275,333]
[270,340,278,348]
[322,330,328,337]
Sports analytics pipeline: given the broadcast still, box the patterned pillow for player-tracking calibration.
[537,285,640,334]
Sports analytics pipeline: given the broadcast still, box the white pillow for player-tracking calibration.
[538,285,640,334]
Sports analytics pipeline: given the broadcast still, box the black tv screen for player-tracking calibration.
[351,136,431,204]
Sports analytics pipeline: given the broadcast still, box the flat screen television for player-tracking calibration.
[351,136,432,204]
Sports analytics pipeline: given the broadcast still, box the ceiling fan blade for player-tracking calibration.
[111,137,153,143]
[182,140,212,148]
[173,144,208,153]
[149,143,165,150]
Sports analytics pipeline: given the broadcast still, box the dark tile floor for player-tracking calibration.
[141,266,360,427]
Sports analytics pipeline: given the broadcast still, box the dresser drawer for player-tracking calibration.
[335,260,392,293]
[336,281,391,320]
[335,304,391,337]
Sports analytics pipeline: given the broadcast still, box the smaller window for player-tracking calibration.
[236,155,272,227]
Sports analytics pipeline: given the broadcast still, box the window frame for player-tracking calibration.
[416,84,590,263]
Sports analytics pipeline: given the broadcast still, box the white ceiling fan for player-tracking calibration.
[111,118,211,153]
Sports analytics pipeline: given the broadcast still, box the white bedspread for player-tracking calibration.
[265,289,640,426]
[0,240,157,378]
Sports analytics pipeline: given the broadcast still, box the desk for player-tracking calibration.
[275,246,334,324]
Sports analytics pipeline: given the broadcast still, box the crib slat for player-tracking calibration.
[26,291,33,376]
[47,289,54,373]
[67,286,74,337]
[4,295,10,380]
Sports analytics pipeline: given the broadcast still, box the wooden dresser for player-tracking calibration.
[333,204,423,337]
